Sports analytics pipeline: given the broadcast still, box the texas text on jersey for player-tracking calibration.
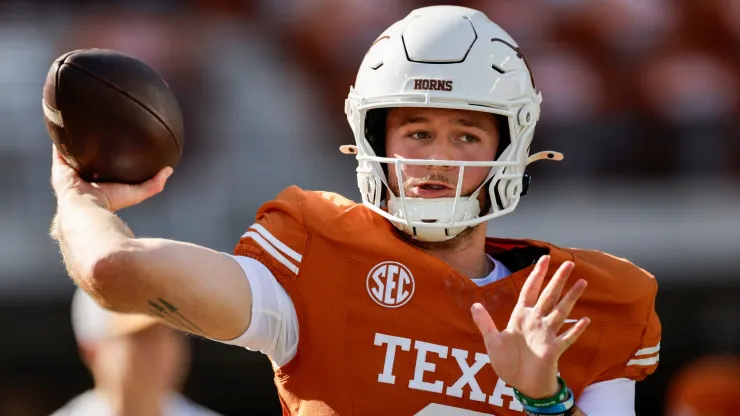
[233,187,661,415]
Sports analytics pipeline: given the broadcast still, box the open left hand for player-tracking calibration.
[470,255,590,399]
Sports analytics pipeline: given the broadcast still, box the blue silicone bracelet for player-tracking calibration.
[523,387,575,415]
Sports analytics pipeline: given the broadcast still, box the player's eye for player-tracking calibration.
[458,134,480,143]
[409,131,432,140]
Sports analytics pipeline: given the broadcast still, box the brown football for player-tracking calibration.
[43,49,184,184]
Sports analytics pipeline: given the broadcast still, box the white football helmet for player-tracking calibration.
[344,5,562,242]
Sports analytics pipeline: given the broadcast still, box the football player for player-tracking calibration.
[51,288,222,416]
[49,6,660,416]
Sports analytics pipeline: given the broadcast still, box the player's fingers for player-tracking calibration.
[534,261,574,315]
[153,167,173,188]
[51,144,69,170]
[51,144,75,168]
[517,255,550,308]
[50,144,82,196]
[556,317,590,352]
[137,167,173,197]
[471,303,502,351]
[100,167,172,211]
[546,279,587,332]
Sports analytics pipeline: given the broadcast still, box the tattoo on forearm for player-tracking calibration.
[147,298,207,336]
[148,307,166,318]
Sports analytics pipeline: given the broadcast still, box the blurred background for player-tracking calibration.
[1,0,738,415]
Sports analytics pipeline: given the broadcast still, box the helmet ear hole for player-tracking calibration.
[365,109,389,158]
[517,105,532,127]
[517,103,540,127]
[494,115,510,159]
[365,109,390,178]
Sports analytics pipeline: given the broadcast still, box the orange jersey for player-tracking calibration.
[234,186,661,416]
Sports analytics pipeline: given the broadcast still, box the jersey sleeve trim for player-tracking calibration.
[591,266,660,383]
[242,223,302,275]
[625,275,661,377]
[627,342,660,367]
[250,223,303,263]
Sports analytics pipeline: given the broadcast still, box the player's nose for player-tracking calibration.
[423,140,458,170]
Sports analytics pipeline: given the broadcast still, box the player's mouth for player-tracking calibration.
[409,181,455,198]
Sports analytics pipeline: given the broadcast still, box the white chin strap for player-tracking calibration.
[387,192,482,242]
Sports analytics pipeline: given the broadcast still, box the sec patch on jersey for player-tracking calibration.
[366,261,416,308]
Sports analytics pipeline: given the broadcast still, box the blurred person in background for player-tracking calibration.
[48,5,660,415]
[664,354,740,416]
[51,288,221,416]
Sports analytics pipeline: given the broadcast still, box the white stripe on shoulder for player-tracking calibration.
[627,355,659,367]
[243,231,299,274]
[634,342,660,356]
[247,223,302,263]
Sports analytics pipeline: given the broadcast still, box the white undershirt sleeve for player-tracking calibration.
[577,378,636,416]
[212,254,299,367]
